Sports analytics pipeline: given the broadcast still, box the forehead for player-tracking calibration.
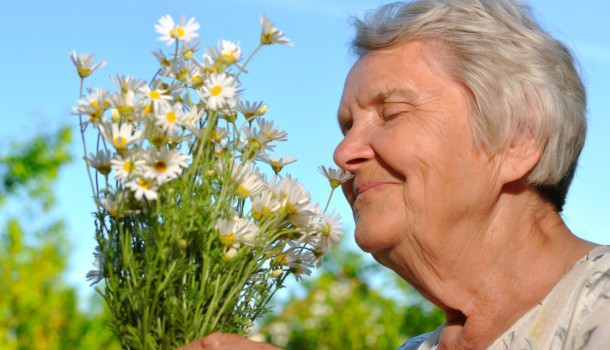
[343,40,449,98]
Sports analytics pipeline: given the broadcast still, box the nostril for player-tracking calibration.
[346,158,368,166]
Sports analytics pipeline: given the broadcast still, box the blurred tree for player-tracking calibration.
[257,248,444,349]
[0,127,120,349]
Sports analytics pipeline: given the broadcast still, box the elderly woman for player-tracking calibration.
[182,0,610,349]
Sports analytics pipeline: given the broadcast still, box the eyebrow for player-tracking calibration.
[381,87,420,103]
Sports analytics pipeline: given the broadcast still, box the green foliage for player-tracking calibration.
[258,248,445,349]
[0,127,121,349]
[0,126,72,209]
[0,219,120,350]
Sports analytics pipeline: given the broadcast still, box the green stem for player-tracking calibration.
[78,78,98,199]
[323,187,336,213]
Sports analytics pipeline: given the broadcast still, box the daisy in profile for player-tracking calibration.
[257,118,287,142]
[318,210,344,249]
[126,177,158,201]
[70,50,106,78]
[85,149,113,176]
[111,74,146,94]
[260,15,292,46]
[155,102,184,136]
[73,88,110,124]
[98,121,144,152]
[251,191,281,222]
[143,147,190,185]
[318,165,353,189]
[219,40,242,65]
[198,72,238,111]
[258,154,296,174]
[155,15,200,46]
[181,38,200,60]
[237,100,265,122]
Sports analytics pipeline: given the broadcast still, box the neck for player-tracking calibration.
[374,187,596,349]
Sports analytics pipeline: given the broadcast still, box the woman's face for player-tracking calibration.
[333,40,501,257]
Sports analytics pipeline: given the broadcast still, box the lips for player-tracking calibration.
[353,181,397,199]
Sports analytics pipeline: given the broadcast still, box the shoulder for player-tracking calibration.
[567,246,610,348]
[397,333,431,350]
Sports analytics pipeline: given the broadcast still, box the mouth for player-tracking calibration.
[354,181,397,200]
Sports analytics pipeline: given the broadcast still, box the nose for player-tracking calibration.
[333,126,375,173]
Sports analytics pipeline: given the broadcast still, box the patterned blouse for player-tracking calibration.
[399,245,610,349]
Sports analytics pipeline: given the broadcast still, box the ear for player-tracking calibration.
[498,131,543,185]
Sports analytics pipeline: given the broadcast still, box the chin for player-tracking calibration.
[353,224,398,254]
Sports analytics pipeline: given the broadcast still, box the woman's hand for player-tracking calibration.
[178,332,280,350]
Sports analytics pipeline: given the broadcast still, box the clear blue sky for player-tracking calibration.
[1,0,609,301]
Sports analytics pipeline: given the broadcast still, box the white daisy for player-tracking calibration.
[170,60,203,87]
[215,217,259,247]
[260,15,292,46]
[155,15,200,46]
[318,210,344,249]
[73,88,110,123]
[257,118,287,142]
[181,38,200,60]
[237,100,265,122]
[109,90,136,119]
[85,149,113,176]
[251,190,281,221]
[152,49,172,68]
[219,40,242,65]
[318,165,354,189]
[98,121,143,152]
[138,85,172,111]
[70,50,107,78]
[241,124,275,159]
[198,72,238,111]
[111,74,146,94]
[192,53,219,74]
[258,154,297,174]
[155,102,184,136]
[111,151,146,183]
[126,177,158,201]
[272,175,315,226]
[143,147,190,185]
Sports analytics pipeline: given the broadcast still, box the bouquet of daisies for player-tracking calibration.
[71,14,352,349]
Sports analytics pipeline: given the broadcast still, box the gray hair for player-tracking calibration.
[350,0,586,211]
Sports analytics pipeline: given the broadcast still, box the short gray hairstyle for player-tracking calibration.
[350,0,586,211]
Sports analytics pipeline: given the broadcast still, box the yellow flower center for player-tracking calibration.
[77,67,92,78]
[321,223,331,237]
[166,111,177,123]
[261,31,275,45]
[210,85,222,96]
[117,106,134,118]
[136,178,152,189]
[154,160,168,173]
[98,164,111,176]
[113,137,128,150]
[329,179,342,189]
[236,185,250,199]
[170,26,185,39]
[176,69,189,83]
[183,49,194,60]
[123,160,135,173]
[220,233,236,245]
[149,90,161,99]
